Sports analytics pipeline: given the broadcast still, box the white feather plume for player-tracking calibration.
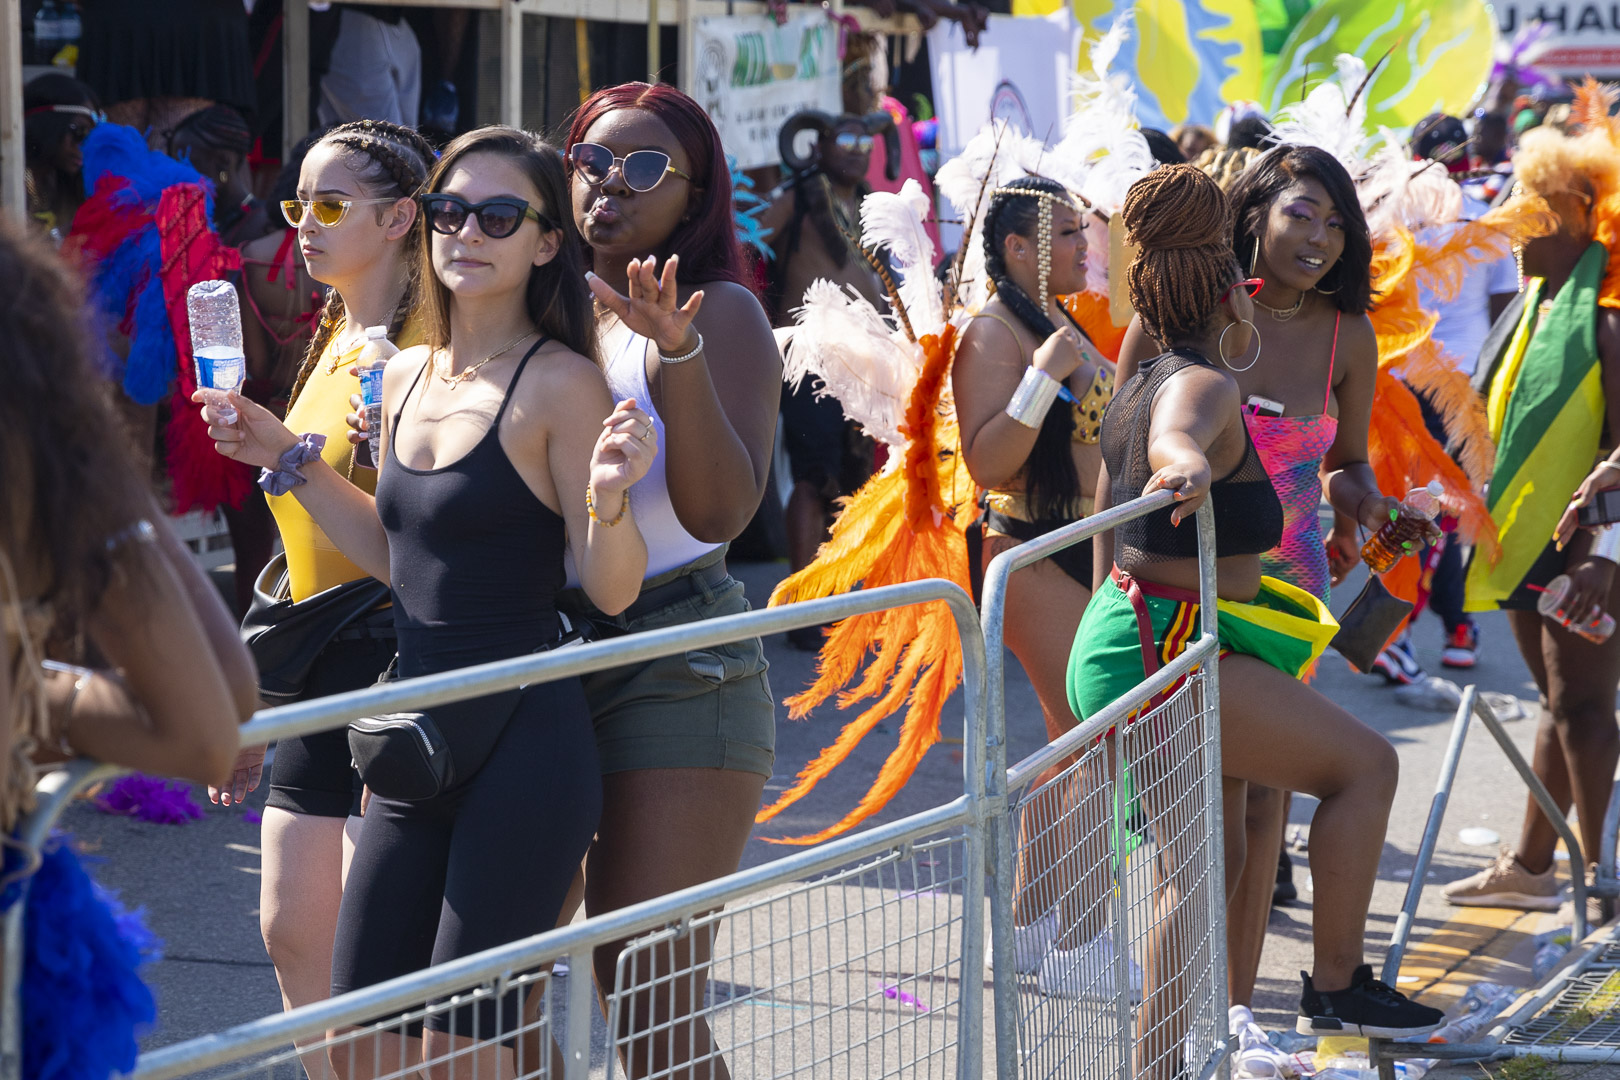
[1052,16,1154,213]
[1359,137,1463,240]
[787,279,921,449]
[1269,52,1373,169]
[935,120,1051,311]
[860,179,944,332]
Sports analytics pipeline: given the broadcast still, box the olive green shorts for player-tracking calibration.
[570,574,776,778]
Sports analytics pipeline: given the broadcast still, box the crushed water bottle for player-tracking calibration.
[187,280,246,425]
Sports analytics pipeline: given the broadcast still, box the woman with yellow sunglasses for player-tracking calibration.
[206,117,436,1080]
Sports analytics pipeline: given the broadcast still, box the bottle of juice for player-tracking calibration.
[1360,481,1444,573]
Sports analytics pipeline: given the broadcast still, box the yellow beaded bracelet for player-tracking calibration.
[586,483,629,526]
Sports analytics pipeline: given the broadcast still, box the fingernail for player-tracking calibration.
[585,270,597,280]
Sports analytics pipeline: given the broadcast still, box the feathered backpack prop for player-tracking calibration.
[67,123,249,514]
[761,180,972,845]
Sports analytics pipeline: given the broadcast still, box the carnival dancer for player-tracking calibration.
[201,126,649,1075]
[953,176,1123,995]
[1448,107,1620,915]
[204,119,435,1078]
[1106,142,1390,1018]
[761,107,893,647]
[558,83,780,1080]
[1,216,256,1080]
[1075,164,1444,1077]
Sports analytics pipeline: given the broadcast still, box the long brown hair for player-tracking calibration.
[417,127,597,363]
[285,119,436,410]
[0,216,146,630]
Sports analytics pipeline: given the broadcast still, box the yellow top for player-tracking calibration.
[267,316,423,602]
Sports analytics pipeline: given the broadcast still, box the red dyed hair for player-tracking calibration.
[567,82,754,292]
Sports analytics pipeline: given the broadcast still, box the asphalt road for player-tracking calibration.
[53,557,1565,1063]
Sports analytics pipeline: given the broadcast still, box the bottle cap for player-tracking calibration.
[1426,480,1444,497]
[365,325,388,340]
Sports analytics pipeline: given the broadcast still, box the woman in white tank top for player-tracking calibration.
[536,84,782,1079]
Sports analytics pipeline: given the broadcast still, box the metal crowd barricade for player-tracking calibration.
[4,579,988,1080]
[1369,686,1613,1078]
[977,494,1231,1080]
[6,490,1231,1080]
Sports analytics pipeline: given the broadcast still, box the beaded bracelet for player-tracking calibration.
[586,483,629,526]
[659,332,704,365]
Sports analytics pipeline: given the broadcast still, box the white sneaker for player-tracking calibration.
[1035,929,1144,1002]
[1230,1005,1301,1078]
[988,908,1060,975]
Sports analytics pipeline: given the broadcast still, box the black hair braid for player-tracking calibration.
[981,178,1080,522]
[286,289,346,411]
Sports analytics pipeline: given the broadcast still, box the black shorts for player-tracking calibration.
[264,609,397,818]
[1497,540,1567,612]
[781,380,848,496]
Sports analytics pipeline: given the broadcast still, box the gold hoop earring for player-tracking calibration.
[1219,319,1260,372]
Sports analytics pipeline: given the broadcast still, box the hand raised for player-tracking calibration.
[587,255,704,356]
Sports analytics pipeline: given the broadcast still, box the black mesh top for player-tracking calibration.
[1102,349,1284,568]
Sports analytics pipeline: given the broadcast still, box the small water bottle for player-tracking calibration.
[187,280,247,425]
[32,1,61,65]
[1361,480,1445,573]
[353,325,398,470]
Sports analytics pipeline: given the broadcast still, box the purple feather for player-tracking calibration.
[95,774,203,824]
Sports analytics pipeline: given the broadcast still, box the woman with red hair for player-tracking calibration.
[557,82,781,1079]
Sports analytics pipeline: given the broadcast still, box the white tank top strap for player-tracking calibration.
[563,329,723,586]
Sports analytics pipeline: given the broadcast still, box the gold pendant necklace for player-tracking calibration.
[433,330,537,389]
[1254,290,1305,322]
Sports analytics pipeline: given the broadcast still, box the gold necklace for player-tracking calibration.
[1254,289,1305,322]
[326,300,404,374]
[432,330,537,389]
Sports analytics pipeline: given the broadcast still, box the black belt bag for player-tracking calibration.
[241,553,392,701]
[348,613,590,801]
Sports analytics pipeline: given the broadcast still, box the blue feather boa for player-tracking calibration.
[3,835,160,1080]
[78,124,215,407]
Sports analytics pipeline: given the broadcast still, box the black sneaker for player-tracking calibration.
[1295,964,1445,1038]
[1274,848,1298,905]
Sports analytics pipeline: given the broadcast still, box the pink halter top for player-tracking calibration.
[1242,313,1340,602]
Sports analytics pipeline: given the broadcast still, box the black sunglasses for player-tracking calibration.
[568,142,691,193]
[420,193,553,239]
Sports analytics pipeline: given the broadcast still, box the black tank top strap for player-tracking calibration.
[393,357,432,433]
[492,336,550,428]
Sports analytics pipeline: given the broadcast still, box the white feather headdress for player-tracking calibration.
[1269,53,1374,169]
[785,280,922,452]
[860,178,945,333]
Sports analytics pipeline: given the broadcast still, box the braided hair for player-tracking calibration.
[1121,164,1243,347]
[285,119,435,410]
[982,176,1080,521]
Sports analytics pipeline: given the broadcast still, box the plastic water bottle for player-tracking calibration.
[1361,480,1445,573]
[353,325,397,470]
[187,280,246,426]
[32,1,62,65]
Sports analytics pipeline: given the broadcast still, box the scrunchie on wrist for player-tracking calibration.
[258,433,327,495]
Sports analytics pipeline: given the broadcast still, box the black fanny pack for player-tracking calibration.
[1330,574,1414,673]
[241,553,392,701]
[348,613,589,801]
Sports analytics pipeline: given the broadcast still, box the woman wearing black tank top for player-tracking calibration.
[201,127,654,1076]
[1066,166,1441,1073]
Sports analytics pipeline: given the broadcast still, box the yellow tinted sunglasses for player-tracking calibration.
[281,197,401,228]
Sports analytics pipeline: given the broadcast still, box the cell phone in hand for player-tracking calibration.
[1577,488,1620,527]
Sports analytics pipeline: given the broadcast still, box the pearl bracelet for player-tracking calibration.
[1005,366,1061,429]
[658,332,704,364]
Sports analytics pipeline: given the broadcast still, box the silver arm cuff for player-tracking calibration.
[1591,522,1620,565]
[1005,367,1061,429]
